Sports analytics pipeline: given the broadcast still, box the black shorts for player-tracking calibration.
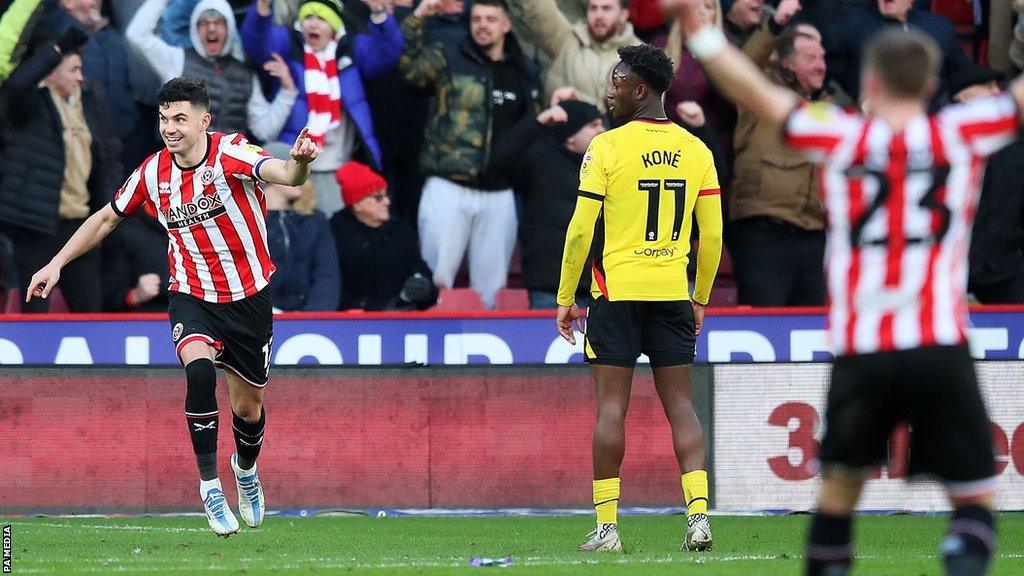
[583,297,696,367]
[167,288,274,387]
[819,345,995,489]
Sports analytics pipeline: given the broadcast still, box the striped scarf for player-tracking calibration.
[303,41,343,147]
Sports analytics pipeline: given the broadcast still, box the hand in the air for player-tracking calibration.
[264,53,296,92]
[290,127,320,164]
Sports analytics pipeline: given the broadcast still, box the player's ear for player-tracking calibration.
[201,111,212,130]
[634,82,647,102]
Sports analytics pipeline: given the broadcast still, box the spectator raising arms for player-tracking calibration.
[491,98,604,309]
[804,0,974,102]
[58,0,164,169]
[399,0,541,309]
[241,0,404,217]
[513,0,641,111]
[127,0,298,141]
[0,29,122,313]
[728,23,847,306]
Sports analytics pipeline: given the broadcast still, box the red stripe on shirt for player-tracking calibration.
[207,135,257,296]
[844,122,872,354]
[919,119,947,346]
[179,159,233,302]
[879,133,908,351]
[160,152,206,300]
[698,188,720,197]
[223,165,275,296]
[958,116,1019,144]
[785,134,843,153]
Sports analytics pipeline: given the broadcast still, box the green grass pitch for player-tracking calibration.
[3,513,1023,575]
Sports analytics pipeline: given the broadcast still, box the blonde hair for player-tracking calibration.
[864,29,941,100]
[665,0,723,74]
[292,180,318,216]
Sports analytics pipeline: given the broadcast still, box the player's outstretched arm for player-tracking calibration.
[258,127,321,186]
[666,0,798,127]
[26,204,124,302]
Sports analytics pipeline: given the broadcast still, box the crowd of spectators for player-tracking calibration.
[0,0,1021,313]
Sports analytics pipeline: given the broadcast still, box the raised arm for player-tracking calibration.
[126,0,184,82]
[514,0,574,59]
[353,12,405,78]
[26,204,124,302]
[669,0,797,127]
[257,127,321,186]
[398,0,449,89]
[241,0,293,66]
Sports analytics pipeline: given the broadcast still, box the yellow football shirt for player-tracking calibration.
[557,119,723,305]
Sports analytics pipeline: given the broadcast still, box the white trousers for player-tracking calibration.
[418,176,517,309]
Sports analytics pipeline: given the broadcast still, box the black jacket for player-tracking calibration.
[0,43,123,235]
[804,1,973,102]
[330,209,436,311]
[101,213,169,312]
[491,116,590,294]
[266,209,341,312]
[969,138,1024,287]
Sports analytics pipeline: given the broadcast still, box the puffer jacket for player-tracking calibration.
[517,0,640,110]
[240,1,404,169]
[398,15,541,186]
[0,43,122,235]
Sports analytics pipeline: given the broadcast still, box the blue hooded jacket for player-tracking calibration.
[240,2,403,170]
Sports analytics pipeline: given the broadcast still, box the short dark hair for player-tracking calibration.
[156,77,210,112]
[617,44,674,94]
[864,29,940,100]
[470,0,509,12]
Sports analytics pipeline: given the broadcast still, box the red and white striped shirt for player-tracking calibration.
[784,94,1020,355]
[111,132,277,303]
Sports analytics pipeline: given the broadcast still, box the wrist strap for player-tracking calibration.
[685,26,727,62]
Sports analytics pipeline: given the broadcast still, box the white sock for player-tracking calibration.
[200,478,222,497]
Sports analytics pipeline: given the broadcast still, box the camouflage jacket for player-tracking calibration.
[399,15,541,186]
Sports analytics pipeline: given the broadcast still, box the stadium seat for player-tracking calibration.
[709,281,739,307]
[3,288,70,314]
[432,288,485,311]
[47,288,69,314]
[2,288,17,314]
[932,0,985,62]
[494,288,530,310]
[932,0,975,26]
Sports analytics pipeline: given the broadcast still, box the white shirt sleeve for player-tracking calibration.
[125,0,185,82]
[246,76,298,144]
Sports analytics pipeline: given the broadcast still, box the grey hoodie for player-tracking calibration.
[127,0,297,142]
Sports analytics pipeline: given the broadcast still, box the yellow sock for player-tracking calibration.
[682,470,709,515]
[593,477,620,525]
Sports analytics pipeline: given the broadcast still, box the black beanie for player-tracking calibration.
[551,100,602,143]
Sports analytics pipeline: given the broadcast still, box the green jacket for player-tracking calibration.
[399,15,541,186]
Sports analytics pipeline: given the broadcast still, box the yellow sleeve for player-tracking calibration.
[577,138,608,198]
[557,195,603,306]
[557,138,608,306]
[692,154,722,306]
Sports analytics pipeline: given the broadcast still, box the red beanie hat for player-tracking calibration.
[336,161,387,207]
